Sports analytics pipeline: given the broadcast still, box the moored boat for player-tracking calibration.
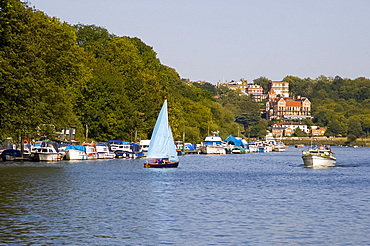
[248,142,258,152]
[96,142,115,159]
[273,142,286,152]
[231,146,246,154]
[0,149,21,161]
[109,140,144,159]
[84,143,98,160]
[139,140,151,156]
[302,146,336,168]
[199,132,226,155]
[34,146,60,161]
[64,145,88,160]
[224,135,246,154]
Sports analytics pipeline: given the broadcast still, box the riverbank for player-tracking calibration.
[282,137,369,147]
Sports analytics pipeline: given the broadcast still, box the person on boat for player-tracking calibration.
[319,145,324,150]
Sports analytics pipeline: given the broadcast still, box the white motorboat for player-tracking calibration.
[34,146,60,161]
[85,144,98,160]
[273,143,286,152]
[65,145,88,160]
[248,143,258,152]
[109,140,144,158]
[302,147,336,168]
[139,140,151,156]
[199,132,226,155]
[96,142,115,159]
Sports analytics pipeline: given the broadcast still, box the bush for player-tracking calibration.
[347,134,357,143]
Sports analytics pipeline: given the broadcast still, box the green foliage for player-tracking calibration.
[73,24,244,142]
[0,0,90,140]
[193,82,218,96]
[347,134,357,143]
[293,127,307,137]
[253,77,270,94]
[286,75,370,138]
[347,116,363,138]
[250,120,268,139]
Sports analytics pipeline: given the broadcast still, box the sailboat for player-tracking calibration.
[144,100,179,168]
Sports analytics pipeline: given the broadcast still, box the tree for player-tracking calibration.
[253,77,270,94]
[250,120,268,139]
[0,0,90,140]
[284,75,314,98]
[347,134,357,143]
[358,114,370,139]
[303,118,314,127]
[235,112,261,139]
[348,116,363,138]
[293,127,307,137]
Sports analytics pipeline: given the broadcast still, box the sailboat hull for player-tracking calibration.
[144,161,179,168]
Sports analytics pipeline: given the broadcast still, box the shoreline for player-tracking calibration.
[280,137,369,147]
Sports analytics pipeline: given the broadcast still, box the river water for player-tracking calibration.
[0,146,369,245]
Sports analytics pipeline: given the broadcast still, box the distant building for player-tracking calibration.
[268,81,289,98]
[57,126,77,141]
[217,79,248,93]
[311,126,327,136]
[246,84,266,102]
[271,122,309,137]
[266,93,311,120]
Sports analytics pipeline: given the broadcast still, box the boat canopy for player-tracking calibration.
[34,141,43,147]
[108,140,131,145]
[96,142,108,146]
[130,143,140,152]
[185,143,195,151]
[65,145,86,152]
[224,135,245,148]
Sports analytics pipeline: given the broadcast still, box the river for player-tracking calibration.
[0,146,369,245]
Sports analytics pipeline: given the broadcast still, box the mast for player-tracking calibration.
[167,103,170,160]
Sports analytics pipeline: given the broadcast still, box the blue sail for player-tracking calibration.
[147,100,178,162]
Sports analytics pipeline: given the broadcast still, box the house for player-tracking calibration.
[266,96,311,120]
[268,81,289,98]
[284,127,294,136]
[311,126,327,136]
[271,123,285,137]
[217,79,248,93]
[246,84,266,102]
[282,122,309,134]
[271,122,309,137]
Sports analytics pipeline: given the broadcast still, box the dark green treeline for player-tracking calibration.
[0,0,250,143]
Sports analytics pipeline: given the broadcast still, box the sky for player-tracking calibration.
[29,0,370,84]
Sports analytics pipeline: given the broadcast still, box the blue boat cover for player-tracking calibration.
[146,100,179,162]
[130,143,140,152]
[65,145,86,152]
[97,142,108,146]
[185,143,195,151]
[34,141,43,147]
[108,140,131,145]
[224,135,245,148]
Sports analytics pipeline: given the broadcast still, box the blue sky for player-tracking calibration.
[29,0,370,84]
